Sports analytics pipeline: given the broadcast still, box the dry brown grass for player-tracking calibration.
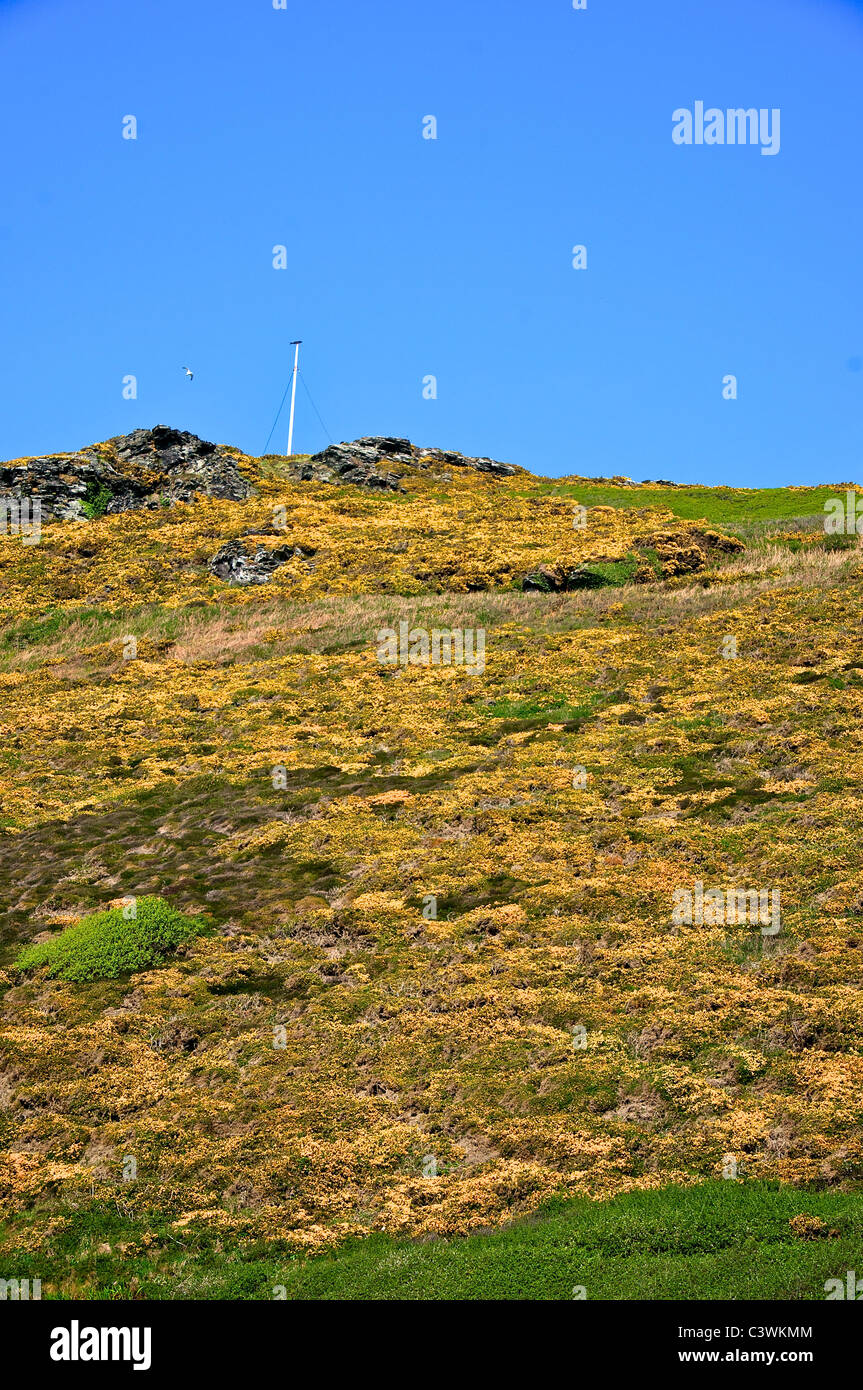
[167,610,289,665]
[2,537,859,675]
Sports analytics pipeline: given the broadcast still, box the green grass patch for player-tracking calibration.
[579,556,640,587]
[202,1180,863,1301]
[5,1180,862,1300]
[0,609,74,648]
[481,690,606,722]
[525,482,847,528]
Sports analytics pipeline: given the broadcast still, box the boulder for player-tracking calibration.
[522,564,605,592]
[208,539,309,585]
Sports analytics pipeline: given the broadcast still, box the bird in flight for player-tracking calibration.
[182,367,194,381]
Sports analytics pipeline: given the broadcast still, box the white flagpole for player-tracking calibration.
[287,340,302,457]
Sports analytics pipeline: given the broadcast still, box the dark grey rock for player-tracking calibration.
[293,437,519,490]
[209,538,310,586]
[294,441,404,491]
[0,425,251,523]
[113,426,251,504]
[1,426,521,522]
[522,564,605,593]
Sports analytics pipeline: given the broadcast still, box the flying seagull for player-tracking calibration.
[182,367,194,381]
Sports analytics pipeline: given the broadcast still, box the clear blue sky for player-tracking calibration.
[1,0,861,484]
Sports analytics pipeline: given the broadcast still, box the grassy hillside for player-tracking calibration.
[526,480,848,530]
[2,1181,859,1300]
[1,445,861,1299]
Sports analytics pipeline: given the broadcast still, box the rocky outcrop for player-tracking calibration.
[290,437,519,490]
[1,428,520,520]
[565,474,682,488]
[112,427,251,504]
[208,538,314,585]
[0,426,251,522]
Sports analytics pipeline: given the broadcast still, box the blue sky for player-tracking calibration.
[0,0,861,484]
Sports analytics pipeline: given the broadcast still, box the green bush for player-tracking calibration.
[14,896,208,982]
[80,481,113,519]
